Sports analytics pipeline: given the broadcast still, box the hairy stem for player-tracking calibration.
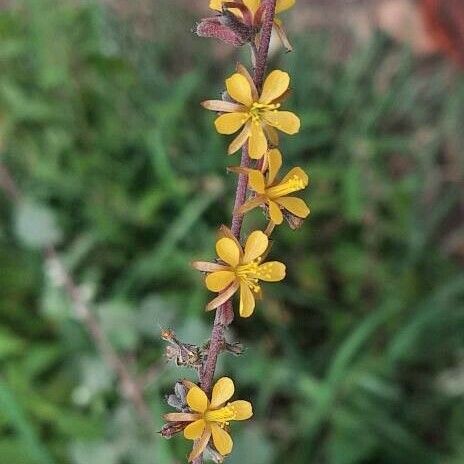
[193,2,278,461]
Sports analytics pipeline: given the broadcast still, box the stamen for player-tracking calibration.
[235,258,263,292]
[266,174,305,199]
[248,102,280,122]
[205,405,236,424]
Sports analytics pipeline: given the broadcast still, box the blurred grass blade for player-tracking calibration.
[0,379,56,464]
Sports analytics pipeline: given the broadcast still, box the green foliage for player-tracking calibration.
[0,1,463,463]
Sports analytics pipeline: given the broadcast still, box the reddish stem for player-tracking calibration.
[198,0,278,417]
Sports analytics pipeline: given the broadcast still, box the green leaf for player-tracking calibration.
[14,201,62,249]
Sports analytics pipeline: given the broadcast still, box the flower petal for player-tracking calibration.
[216,237,240,267]
[263,111,300,134]
[210,423,233,456]
[248,121,268,159]
[276,0,295,14]
[186,386,209,413]
[248,170,266,193]
[259,70,290,104]
[268,200,284,224]
[192,261,229,273]
[226,73,253,107]
[218,225,242,256]
[184,419,207,440]
[243,230,268,263]
[275,196,310,218]
[273,17,293,52]
[211,377,235,409]
[267,148,282,185]
[238,195,265,215]
[228,121,251,155]
[229,400,253,420]
[257,261,286,282]
[206,281,240,311]
[236,63,258,101]
[188,427,212,462]
[243,0,260,14]
[209,0,222,11]
[201,100,246,113]
[281,166,309,186]
[206,270,236,292]
[239,282,256,318]
[164,413,201,422]
[263,124,279,147]
[215,112,249,135]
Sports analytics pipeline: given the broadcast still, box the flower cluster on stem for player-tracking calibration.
[162,1,310,462]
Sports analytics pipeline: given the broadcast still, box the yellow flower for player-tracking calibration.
[210,0,294,15]
[235,148,310,224]
[209,0,295,51]
[164,377,253,461]
[202,66,300,159]
[192,227,285,317]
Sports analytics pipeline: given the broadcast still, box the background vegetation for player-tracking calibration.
[0,1,463,463]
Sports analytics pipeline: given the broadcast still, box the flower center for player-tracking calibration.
[204,405,236,425]
[248,102,280,122]
[266,174,305,199]
[235,258,262,292]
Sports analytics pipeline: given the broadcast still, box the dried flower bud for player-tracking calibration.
[161,328,204,368]
[159,421,187,439]
[224,341,244,356]
[195,17,248,47]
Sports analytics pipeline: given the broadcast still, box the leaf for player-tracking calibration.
[14,201,62,249]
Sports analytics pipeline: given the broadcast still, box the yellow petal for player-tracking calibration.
[248,170,266,193]
[206,270,236,292]
[228,122,251,155]
[206,281,240,311]
[268,200,284,224]
[238,195,265,215]
[267,148,282,184]
[239,282,256,318]
[210,423,233,456]
[257,261,286,282]
[236,63,258,101]
[259,70,290,104]
[248,121,268,159]
[186,386,209,413]
[226,73,253,107]
[263,111,300,134]
[276,0,295,14]
[188,427,212,462]
[184,419,207,440]
[209,0,222,11]
[281,166,309,186]
[215,112,249,135]
[243,230,268,263]
[211,377,235,409]
[218,225,243,258]
[216,237,240,267]
[275,196,310,218]
[229,400,253,420]
[243,0,260,14]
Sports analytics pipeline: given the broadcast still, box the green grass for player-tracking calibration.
[0,1,463,463]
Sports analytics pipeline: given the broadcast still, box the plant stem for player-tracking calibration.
[194,3,278,461]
